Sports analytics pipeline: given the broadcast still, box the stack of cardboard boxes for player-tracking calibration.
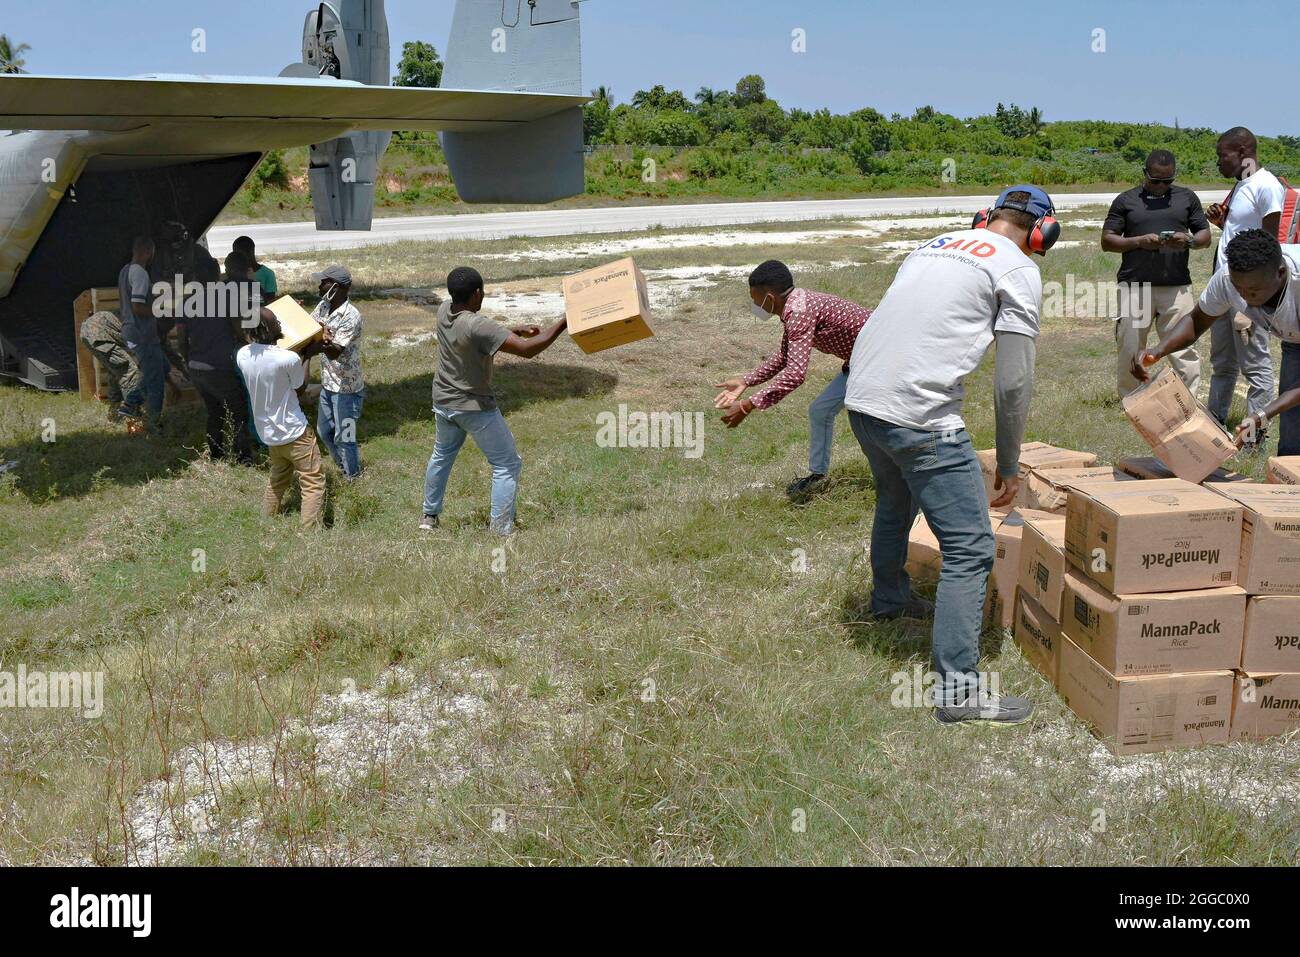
[905,438,1300,753]
[1203,482,1300,741]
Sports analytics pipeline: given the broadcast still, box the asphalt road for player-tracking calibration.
[209,191,1225,255]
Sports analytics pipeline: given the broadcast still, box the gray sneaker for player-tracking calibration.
[419,515,439,532]
[933,694,1033,726]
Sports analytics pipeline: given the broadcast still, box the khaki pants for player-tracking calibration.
[1115,284,1202,398]
[263,430,326,528]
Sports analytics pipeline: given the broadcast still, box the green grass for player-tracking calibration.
[1,215,1297,866]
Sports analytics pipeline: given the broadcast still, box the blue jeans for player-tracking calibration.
[317,389,364,478]
[848,411,995,707]
[808,371,847,476]
[1209,317,1275,423]
[1282,342,1300,457]
[123,330,167,423]
[422,406,523,532]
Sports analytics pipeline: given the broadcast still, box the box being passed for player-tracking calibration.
[562,258,655,354]
[1122,367,1237,483]
[1064,479,1243,594]
[266,296,324,353]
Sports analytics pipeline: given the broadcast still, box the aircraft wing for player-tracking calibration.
[0,73,589,134]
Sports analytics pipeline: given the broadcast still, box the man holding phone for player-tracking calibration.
[1204,127,1285,448]
[1101,150,1212,398]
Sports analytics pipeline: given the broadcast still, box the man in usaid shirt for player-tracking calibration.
[845,186,1053,725]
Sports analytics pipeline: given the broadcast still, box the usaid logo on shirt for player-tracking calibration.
[923,235,999,258]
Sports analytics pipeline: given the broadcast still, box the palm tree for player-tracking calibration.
[1027,106,1045,135]
[0,35,31,74]
[591,84,613,106]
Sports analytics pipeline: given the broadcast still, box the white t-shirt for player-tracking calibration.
[236,343,308,446]
[1217,167,1287,271]
[845,228,1042,432]
[1200,245,1300,344]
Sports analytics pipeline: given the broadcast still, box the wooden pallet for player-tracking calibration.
[72,287,201,408]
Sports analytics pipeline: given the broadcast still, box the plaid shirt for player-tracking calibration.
[743,289,871,409]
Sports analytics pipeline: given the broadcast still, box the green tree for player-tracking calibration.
[734,74,767,107]
[584,86,614,144]
[0,35,31,74]
[392,40,443,88]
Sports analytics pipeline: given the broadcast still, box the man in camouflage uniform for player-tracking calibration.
[79,310,143,418]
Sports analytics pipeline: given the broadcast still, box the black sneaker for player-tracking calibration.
[933,694,1033,726]
[419,515,439,532]
[875,597,936,622]
[786,473,829,501]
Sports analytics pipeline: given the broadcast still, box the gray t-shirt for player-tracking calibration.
[431,301,511,411]
[118,262,154,345]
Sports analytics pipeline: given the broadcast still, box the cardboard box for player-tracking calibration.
[1117,455,1248,485]
[1205,483,1300,595]
[977,442,1098,505]
[1268,456,1300,486]
[1019,513,1069,620]
[1058,636,1232,755]
[1064,479,1243,594]
[1062,570,1246,676]
[1014,589,1062,685]
[905,513,942,583]
[1024,466,1132,513]
[985,509,1058,630]
[1230,672,1300,740]
[266,296,325,353]
[1122,368,1238,483]
[561,257,655,354]
[1241,597,1300,673]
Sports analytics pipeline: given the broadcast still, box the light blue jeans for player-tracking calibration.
[808,371,848,475]
[849,411,995,707]
[423,406,522,533]
[318,389,364,478]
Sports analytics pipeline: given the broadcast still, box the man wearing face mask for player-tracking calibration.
[310,264,365,480]
[715,260,873,501]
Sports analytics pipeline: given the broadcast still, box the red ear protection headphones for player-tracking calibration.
[972,192,1061,254]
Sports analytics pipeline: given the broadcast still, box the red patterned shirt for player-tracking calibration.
[743,289,872,409]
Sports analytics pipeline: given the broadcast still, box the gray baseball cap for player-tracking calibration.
[311,264,353,285]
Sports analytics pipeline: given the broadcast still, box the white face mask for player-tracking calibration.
[750,292,780,319]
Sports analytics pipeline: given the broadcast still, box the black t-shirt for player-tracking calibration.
[1103,185,1210,287]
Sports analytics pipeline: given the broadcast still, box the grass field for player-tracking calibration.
[2,209,1298,866]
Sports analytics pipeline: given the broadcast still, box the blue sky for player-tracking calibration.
[4,0,1295,135]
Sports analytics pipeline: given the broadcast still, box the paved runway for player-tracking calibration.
[209,191,1224,255]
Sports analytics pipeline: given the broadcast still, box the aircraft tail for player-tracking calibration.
[441,0,586,203]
